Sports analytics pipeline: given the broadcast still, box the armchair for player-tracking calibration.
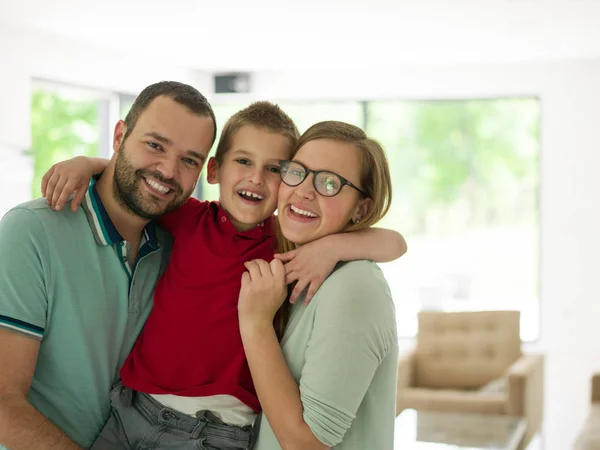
[396,311,544,450]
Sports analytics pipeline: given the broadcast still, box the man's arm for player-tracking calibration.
[0,330,82,450]
[0,208,82,450]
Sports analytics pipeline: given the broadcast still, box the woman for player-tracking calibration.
[239,121,399,449]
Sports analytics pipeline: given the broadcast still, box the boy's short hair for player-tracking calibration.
[214,101,300,163]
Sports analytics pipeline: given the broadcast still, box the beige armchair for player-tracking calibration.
[573,373,600,449]
[397,311,544,450]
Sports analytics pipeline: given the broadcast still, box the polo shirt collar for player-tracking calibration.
[80,177,159,249]
[212,202,275,239]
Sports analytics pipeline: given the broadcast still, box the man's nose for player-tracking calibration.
[157,156,179,180]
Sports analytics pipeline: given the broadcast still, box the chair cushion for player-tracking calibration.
[573,405,600,450]
[415,311,521,389]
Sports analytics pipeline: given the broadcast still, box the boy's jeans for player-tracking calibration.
[91,383,254,450]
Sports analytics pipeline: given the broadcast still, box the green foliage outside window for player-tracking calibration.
[29,89,100,198]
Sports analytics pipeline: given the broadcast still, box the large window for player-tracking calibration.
[29,82,129,198]
[369,99,540,341]
[207,98,540,340]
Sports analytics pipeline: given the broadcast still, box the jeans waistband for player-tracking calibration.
[122,386,254,449]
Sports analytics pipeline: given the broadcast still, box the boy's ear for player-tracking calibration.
[206,157,220,185]
[113,120,127,153]
[352,197,373,224]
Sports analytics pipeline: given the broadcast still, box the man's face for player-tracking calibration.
[113,96,215,220]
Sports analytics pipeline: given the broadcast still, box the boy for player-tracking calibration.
[43,102,406,449]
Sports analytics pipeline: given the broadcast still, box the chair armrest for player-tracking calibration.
[397,349,415,390]
[506,353,544,447]
[591,373,600,403]
[396,349,416,416]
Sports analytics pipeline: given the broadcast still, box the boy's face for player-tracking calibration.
[208,124,292,231]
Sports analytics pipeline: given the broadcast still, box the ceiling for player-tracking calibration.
[2,0,600,70]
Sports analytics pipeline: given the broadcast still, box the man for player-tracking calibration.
[0,81,216,449]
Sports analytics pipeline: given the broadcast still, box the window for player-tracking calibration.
[368,99,540,341]
[29,82,122,198]
[194,97,541,341]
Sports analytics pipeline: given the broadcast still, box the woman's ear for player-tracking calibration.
[206,157,220,185]
[352,197,373,224]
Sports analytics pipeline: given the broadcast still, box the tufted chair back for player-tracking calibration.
[415,311,521,389]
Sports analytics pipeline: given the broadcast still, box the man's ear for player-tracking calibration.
[352,197,373,224]
[113,120,127,153]
[206,157,220,185]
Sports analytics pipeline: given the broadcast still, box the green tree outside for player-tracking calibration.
[29,89,100,198]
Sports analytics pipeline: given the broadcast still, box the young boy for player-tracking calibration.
[43,102,406,450]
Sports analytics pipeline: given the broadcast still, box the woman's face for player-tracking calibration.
[277,138,366,246]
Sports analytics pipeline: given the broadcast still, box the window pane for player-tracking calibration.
[30,88,101,198]
[367,99,540,340]
[120,95,135,120]
[276,102,364,133]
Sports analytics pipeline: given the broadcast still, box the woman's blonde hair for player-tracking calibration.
[272,121,393,337]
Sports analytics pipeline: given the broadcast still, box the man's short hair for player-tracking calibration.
[214,101,300,163]
[124,81,217,146]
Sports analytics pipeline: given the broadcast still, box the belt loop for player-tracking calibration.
[119,386,133,407]
[190,413,208,440]
[246,426,255,450]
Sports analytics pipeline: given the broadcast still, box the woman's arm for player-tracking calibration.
[242,325,327,450]
[239,259,328,450]
[239,260,396,449]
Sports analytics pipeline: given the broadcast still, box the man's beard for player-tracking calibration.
[113,144,192,220]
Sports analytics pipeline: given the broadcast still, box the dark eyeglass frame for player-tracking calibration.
[279,160,367,198]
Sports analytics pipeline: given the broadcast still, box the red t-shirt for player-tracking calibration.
[119,198,276,412]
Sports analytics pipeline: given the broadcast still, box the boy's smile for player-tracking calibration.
[208,125,293,232]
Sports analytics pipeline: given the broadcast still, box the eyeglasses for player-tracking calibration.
[279,160,367,198]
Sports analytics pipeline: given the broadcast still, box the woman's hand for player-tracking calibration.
[239,259,287,331]
[41,156,96,212]
[274,237,338,305]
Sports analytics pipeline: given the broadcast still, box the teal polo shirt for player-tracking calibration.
[0,180,172,447]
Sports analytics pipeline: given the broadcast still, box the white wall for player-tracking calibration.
[2,23,600,449]
[0,24,212,218]
[245,63,600,449]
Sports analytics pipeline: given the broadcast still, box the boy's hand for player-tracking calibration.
[238,259,287,329]
[41,156,94,212]
[274,237,338,305]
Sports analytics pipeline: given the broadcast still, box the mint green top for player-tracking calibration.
[254,261,399,449]
[0,183,171,447]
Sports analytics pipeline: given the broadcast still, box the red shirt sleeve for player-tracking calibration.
[158,198,209,237]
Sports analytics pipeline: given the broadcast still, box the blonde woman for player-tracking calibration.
[239,121,399,449]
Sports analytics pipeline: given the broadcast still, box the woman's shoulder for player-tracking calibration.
[313,260,395,319]
[323,260,390,295]
[310,260,398,349]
